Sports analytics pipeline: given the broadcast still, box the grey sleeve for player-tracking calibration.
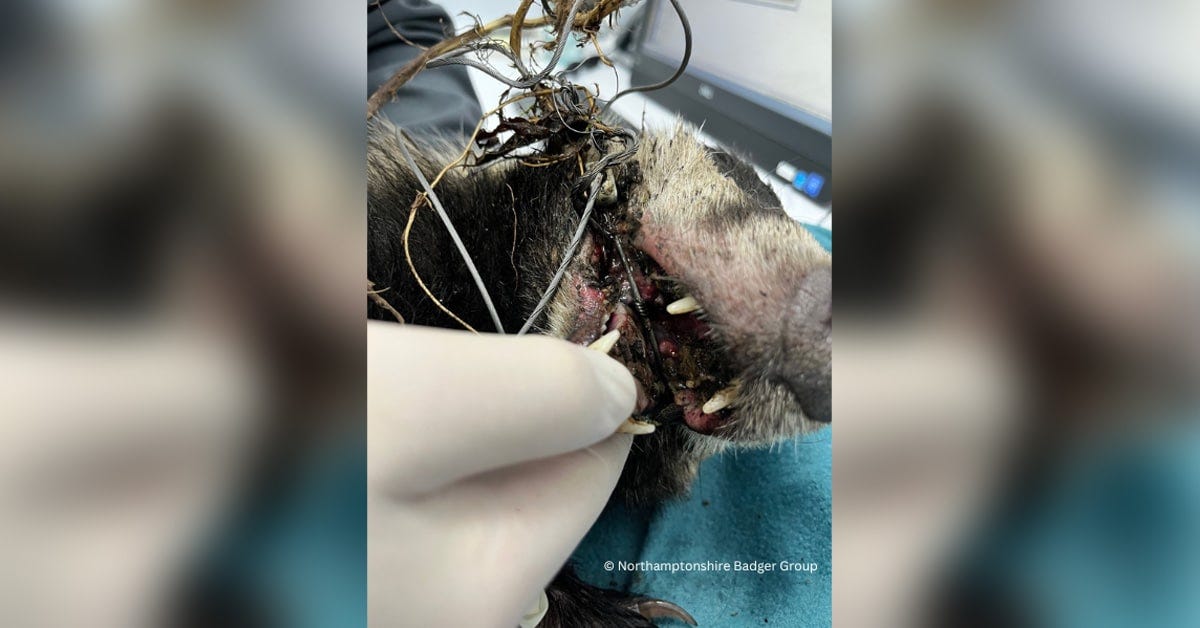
[368,0,482,136]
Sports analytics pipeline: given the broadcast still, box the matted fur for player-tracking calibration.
[368,120,831,627]
[368,120,830,505]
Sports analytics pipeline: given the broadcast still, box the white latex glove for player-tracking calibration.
[368,322,638,628]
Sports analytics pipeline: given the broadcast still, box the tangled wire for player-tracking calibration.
[367,0,691,334]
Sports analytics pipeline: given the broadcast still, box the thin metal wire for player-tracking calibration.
[381,0,688,336]
[600,0,691,117]
[590,215,666,381]
[515,135,638,335]
[426,0,585,89]
[518,174,604,334]
[394,127,507,333]
[428,56,531,88]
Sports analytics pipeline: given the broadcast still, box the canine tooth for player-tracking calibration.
[588,329,620,354]
[701,382,741,414]
[617,418,657,435]
[666,295,701,315]
[701,395,731,414]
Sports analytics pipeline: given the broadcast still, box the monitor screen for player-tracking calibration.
[640,0,832,135]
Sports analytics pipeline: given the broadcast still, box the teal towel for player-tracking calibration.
[573,429,832,626]
[573,223,831,626]
[803,224,832,253]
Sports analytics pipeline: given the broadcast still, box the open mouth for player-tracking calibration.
[562,212,741,437]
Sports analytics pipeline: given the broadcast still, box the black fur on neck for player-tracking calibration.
[367,123,635,332]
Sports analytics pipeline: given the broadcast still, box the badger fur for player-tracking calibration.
[367,120,831,626]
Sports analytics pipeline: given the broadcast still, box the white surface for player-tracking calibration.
[435,0,832,229]
[641,0,832,131]
[570,60,833,229]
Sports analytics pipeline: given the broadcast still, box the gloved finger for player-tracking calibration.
[385,432,633,628]
[485,432,633,615]
[368,323,636,495]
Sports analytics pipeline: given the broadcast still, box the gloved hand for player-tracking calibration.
[368,322,638,628]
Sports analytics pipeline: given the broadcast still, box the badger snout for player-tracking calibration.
[716,261,830,443]
[782,266,832,424]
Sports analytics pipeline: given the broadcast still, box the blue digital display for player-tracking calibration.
[803,172,825,198]
[790,170,825,198]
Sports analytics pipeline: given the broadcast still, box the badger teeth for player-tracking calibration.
[586,332,651,435]
[588,329,620,354]
[666,295,702,315]
[701,382,741,414]
[617,418,657,435]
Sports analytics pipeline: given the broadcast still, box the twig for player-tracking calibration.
[395,127,506,333]
[589,34,615,68]
[373,0,428,51]
[422,89,555,190]
[371,0,689,337]
[366,0,631,119]
[506,183,520,287]
[402,193,479,333]
[367,280,407,323]
[509,0,537,67]
[390,90,549,333]
[426,0,585,91]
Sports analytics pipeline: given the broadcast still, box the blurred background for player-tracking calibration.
[3,0,1199,627]
[0,0,363,626]
[835,1,1200,627]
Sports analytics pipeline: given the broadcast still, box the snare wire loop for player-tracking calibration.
[373,0,692,334]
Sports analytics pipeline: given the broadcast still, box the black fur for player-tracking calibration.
[540,566,659,628]
[367,121,828,626]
